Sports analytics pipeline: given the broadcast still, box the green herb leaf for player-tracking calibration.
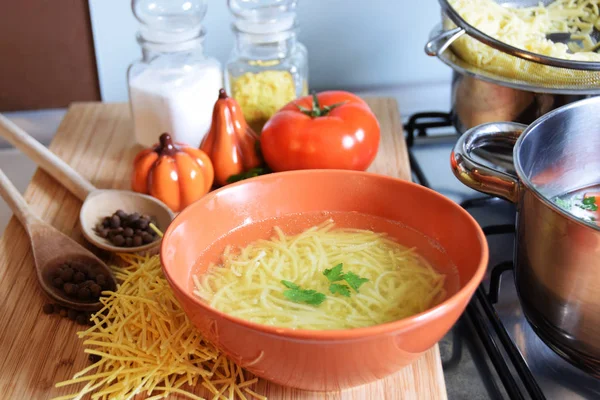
[578,196,598,211]
[281,280,300,290]
[226,166,272,184]
[329,283,351,297]
[281,280,326,305]
[343,271,369,292]
[554,197,572,210]
[283,289,326,305]
[323,263,345,282]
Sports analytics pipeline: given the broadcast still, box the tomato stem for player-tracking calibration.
[295,92,347,118]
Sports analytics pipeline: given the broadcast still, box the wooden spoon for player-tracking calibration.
[0,113,174,253]
[0,168,116,311]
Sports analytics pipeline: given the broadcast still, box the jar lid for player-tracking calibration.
[132,0,207,43]
[228,0,297,35]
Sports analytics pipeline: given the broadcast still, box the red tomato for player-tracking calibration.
[260,91,380,172]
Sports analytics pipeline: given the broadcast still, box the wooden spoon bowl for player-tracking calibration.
[32,225,117,311]
[0,169,116,312]
[80,189,174,253]
[0,113,175,253]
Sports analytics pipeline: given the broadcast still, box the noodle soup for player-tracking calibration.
[552,184,600,226]
[191,211,459,330]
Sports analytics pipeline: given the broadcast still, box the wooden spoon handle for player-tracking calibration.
[0,168,42,228]
[0,113,95,201]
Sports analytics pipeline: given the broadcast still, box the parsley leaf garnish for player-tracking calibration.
[322,263,369,295]
[323,263,344,282]
[343,271,369,292]
[281,280,326,306]
[281,280,300,290]
[329,283,351,297]
[578,196,598,211]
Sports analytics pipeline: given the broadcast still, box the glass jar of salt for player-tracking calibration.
[225,0,308,133]
[128,0,223,148]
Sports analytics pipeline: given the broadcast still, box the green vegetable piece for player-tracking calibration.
[329,283,351,297]
[323,263,344,282]
[343,271,369,292]
[281,280,300,290]
[226,166,272,184]
[578,196,598,211]
[283,289,326,305]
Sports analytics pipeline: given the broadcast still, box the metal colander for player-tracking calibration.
[426,0,600,93]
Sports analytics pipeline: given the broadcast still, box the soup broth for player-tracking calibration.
[191,212,459,330]
[552,184,600,225]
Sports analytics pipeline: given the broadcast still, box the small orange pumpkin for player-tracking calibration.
[200,89,261,186]
[132,133,214,212]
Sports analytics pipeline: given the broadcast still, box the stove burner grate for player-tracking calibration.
[405,114,547,400]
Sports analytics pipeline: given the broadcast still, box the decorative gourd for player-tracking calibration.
[132,133,214,212]
[200,89,261,186]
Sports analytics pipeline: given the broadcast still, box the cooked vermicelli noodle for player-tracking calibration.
[193,220,446,330]
[447,0,600,85]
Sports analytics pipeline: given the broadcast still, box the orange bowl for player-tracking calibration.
[161,170,488,391]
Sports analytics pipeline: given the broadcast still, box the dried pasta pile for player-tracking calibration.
[53,253,264,400]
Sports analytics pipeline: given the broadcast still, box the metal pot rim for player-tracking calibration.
[427,23,600,95]
[513,96,600,232]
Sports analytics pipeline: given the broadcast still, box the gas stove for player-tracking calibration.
[405,112,600,400]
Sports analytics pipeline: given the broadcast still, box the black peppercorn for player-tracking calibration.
[113,235,125,246]
[141,232,153,244]
[137,218,149,230]
[110,215,120,228]
[76,313,88,325]
[67,309,78,320]
[63,282,77,296]
[43,303,54,314]
[94,210,158,248]
[77,287,91,301]
[89,354,101,363]
[96,274,106,287]
[60,267,74,282]
[73,271,85,283]
[132,235,143,247]
[90,283,102,298]
[128,212,140,223]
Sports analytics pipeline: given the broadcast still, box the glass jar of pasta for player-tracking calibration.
[225,0,308,133]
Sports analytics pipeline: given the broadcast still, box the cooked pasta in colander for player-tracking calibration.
[447,0,600,86]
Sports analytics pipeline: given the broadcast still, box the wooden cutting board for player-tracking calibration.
[0,99,447,400]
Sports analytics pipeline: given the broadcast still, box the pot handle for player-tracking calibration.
[424,27,465,56]
[451,122,526,203]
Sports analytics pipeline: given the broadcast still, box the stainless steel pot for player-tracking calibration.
[450,72,591,134]
[451,97,600,376]
[425,23,596,134]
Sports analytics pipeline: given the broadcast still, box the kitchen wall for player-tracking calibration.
[88,0,452,114]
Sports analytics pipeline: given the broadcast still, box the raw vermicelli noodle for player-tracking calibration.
[193,219,446,330]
